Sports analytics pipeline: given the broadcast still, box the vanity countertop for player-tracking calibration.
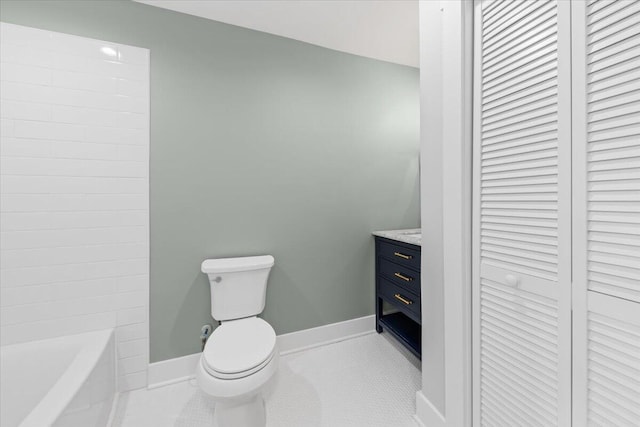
[372,228,421,247]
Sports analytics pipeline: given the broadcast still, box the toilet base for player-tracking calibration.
[213,394,266,427]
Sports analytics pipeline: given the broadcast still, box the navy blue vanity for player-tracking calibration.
[373,230,421,359]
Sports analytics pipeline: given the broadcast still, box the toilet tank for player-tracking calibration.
[201,255,275,321]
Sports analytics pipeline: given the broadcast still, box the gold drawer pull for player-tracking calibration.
[394,272,413,282]
[394,293,413,305]
[394,252,412,260]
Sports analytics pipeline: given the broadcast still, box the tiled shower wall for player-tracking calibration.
[0,23,149,391]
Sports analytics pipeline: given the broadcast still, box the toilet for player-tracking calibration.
[196,255,278,427]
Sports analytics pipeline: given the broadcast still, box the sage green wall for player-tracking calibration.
[1,0,420,363]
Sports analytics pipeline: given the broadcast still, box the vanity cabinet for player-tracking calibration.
[375,237,421,358]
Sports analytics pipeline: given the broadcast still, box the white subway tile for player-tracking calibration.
[81,159,146,178]
[1,193,53,212]
[52,69,117,94]
[117,291,148,310]
[52,141,119,160]
[0,80,56,104]
[0,137,53,158]
[51,104,117,127]
[116,45,149,66]
[114,112,146,129]
[49,278,118,301]
[0,284,52,307]
[1,156,83,176]
[0,176,142,195]
[118,354,147,375]
[116,322,148,342]
[84,258,148,280]
[50,51,90,73]
[84,193,148,210]
[5,228,103,248]
[50,32,120,62]
[116,275,148,293]
[84,58,147,81]
[116,145,147,162]
[0,175,49,194]
[0,213,47,231]
[84,125,146,145]
[0,100,51,121]
[117,307,147,326]
[115,94,147,114]
[14,120,85,141]
[83,58,124,77]
[0,43,54,68]
[116,78,148,98]
[2,294,118,325]
[48,86,118,110]
[1,299,57,325]
[0,62,52,85]
[118,371,147,392]
[1,243,146,268]
[0,311,116,346]
[0,263,82,287]
[38,211,145,229]
[1,118,15,137]
[116,338,147,358]
[1,23,148,370]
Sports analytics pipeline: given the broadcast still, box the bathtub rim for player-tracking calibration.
[16,329,115,427]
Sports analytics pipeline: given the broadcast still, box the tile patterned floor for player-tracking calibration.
[113,332,421,427]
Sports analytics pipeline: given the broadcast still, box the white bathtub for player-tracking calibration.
[0,330,116,427]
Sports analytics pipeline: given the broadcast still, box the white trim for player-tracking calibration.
[555,3,575,425]
[571,1,589,425]
[106,392,121,427]
[417,1,473,426]
[146,315,376,389]
[147,352,201,389]
[471,1,482,424]
[416,0,473,427]
[418,0,446,418]
[441,2,474,427]
[277,314,375,356]
[415,390,445,427]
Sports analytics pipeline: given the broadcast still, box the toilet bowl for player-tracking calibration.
[196,317,279,427]
[197,256,278,427]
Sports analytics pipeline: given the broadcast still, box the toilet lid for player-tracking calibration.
[202,317,276,376]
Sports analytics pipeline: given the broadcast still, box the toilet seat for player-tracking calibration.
[202,317,276,380]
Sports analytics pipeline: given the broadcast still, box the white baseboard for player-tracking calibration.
[147,352,201,389]
[277,314,375,355]
[147,315,376,389]
[415,390,446,427]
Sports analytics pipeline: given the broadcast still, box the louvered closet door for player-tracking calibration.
[472,1,572,426]
[572,1,640,425]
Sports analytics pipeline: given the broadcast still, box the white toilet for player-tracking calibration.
[196,255,279,427]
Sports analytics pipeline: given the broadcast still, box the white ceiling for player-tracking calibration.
[134,0,419,68]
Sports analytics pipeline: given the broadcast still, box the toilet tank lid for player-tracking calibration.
[201,255,274,274]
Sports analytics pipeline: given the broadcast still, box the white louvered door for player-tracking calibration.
[472,0,573,425]
[572,1,640,426]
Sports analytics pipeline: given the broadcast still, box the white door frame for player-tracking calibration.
[416,1,474,426]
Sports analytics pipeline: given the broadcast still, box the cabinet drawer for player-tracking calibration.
[378,277,421,322]
[376,239,420,272]
[378,258,420,297]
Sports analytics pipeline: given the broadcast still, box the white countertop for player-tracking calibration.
[372,228,421,246]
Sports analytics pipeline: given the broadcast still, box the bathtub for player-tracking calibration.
[0,330,116,427]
